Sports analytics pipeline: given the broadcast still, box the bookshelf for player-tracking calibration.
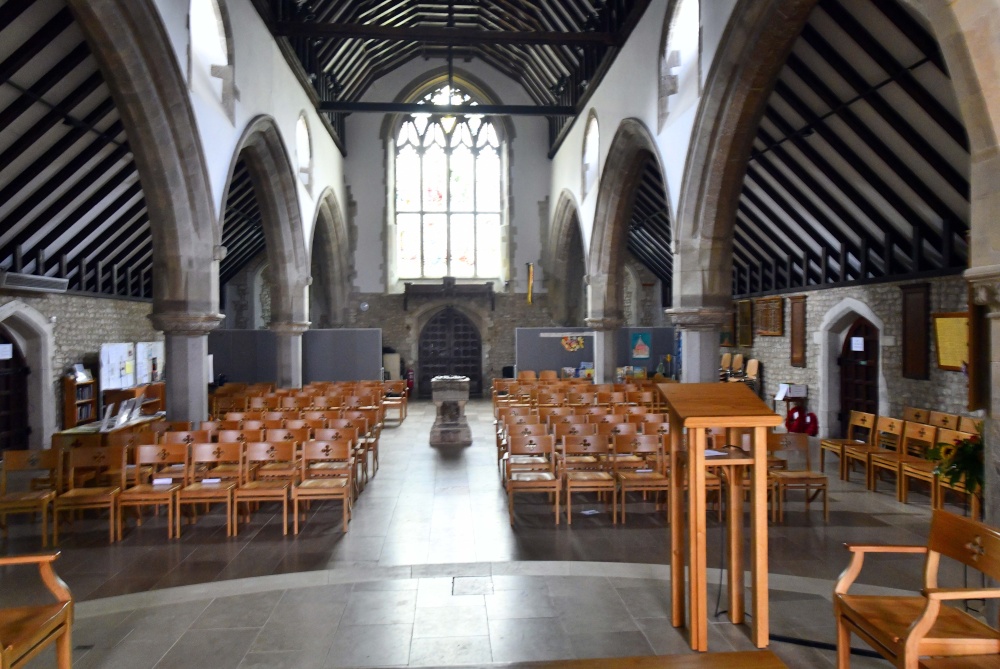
[103,382,165,416]
[62,376,98,428]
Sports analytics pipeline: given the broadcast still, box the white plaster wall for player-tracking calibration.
[151,0,347,254]
[345,57,551,294]
[549,0,738,258]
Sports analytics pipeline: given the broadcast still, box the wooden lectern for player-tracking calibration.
[659,382,782,652]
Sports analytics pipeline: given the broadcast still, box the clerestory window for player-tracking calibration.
[393,84,504,279]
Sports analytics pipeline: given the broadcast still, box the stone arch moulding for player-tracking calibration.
[544,190,586,326]
[581,109,600,200]
[0,300,56,450]
[816,297,888,440]
[673,0,817,311]
[66,0,221,319]
[406,300,495,383]
[310,188,351,327]
[222,115,310,327]
[588,117,668,326]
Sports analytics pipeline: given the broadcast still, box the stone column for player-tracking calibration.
[666,306,731,383]
[149,312,224,423]
[966,266,1000,535]
[271,321,309,389]
[585,316,622,384]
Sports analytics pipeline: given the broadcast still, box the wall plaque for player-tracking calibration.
[932,312,968,372]
[736,300,753,348]
[753,296,783,336]
[790,295,806,367]
[901,283,929,379]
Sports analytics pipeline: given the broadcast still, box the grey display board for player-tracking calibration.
[616,327,678,375]
[515,327,595,375]
[208,330,277,383]
[208,329,382,383]
[303,329,382,382]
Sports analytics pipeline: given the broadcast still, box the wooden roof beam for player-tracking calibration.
[271,22,617,46]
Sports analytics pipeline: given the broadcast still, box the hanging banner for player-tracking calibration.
[526,262,534,304]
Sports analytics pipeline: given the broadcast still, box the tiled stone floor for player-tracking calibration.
[1,400,973,667]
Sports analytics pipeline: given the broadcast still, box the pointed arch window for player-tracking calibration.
[393,84,504,279]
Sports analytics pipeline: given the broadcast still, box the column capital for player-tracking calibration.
[665,306,730,331]
[966,265,1000,315]
[585,316,624,331]
[149,311,224,336]
[270,321,310,336]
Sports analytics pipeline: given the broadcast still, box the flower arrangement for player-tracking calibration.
[561,336,585,352]
[927,425,984,500]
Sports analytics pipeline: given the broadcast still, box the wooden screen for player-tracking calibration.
[790,296,806,367]
[417,307,483,399]
[900,283,929,379]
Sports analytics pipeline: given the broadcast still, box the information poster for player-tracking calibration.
[99,342,136,390]
[933,312,968,371]
[136,341,165,384]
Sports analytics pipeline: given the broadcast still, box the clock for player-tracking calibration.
[359,301,370,312]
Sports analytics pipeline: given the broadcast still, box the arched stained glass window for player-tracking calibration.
[394,84,503,279]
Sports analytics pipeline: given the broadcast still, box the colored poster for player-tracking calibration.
[631,332,651,359]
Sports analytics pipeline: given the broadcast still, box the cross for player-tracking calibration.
[283,433,294,441]
[27,454,40,467]
[630,438,640,448]
[158,448,169,461]
[267,446,277,458]
[321,445,332,457]
[965,536,986,562]
[213,447,223,459]
[612,428,622,435]
[332,432,342,440]
[582,439,591,448]
[859,416,869,426]
[888,422,897,431]
[183,435,194,444]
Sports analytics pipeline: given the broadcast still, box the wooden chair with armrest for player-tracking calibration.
[0,551,73,669]
[0,450,58,547]
[834,509,1000,668]
[820,410,876,479]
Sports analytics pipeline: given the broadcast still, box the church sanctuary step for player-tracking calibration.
[452,650,787,669]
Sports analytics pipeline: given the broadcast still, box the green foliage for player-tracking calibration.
[927,425,984,499]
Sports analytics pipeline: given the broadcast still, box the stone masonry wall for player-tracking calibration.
[349,292,558,389]
[0,292,161,436]
[728,275,969,426]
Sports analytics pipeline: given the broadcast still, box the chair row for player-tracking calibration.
[819,410,979,517]
[0,439,360,546]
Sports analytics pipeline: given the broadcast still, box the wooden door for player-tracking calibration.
[0,329,29,451]
[839,317,879,434]
[418,307,482,399]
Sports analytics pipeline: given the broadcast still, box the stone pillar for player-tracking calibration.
[666,306,730,383]
[585,317,622,384]
[149,312,224,423]
[271,321,309,389]
[966,267,1000,525]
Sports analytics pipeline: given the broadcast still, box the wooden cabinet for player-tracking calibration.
[62,377,97,428]
[103,382,165,416]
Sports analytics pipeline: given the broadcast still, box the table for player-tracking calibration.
[52,415,162,449]
[659,383,782,652]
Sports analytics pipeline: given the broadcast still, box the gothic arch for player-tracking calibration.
[0,301,55,450]
[221,116,310,328]
[545,191,587,326]
[66,0,220,318]
[310,188,351,327]
[673,0,817,312]
[588,118,667,326]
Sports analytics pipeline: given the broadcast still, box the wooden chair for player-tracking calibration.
[552,421,597,445]
[767,432,828,522]
[597,422,638,438]
[117,444,186,540]
[719,352,732,380]
[159,430,210,446]
[517,370,537,381]
[561,435,616,524]
[538,369,559,381]
[852,416,905,490]
[292,440,353,533]
[234,441,294,536]
[615,434,671,524]
[892,423,940,504]
[900,428,971,510]
[506,434,561,525]
[729,353,745,378]
[566,391,597,407]
[53,445,125,545]
[382,380,407,423]
[0,551,73,669]
[1,450,58,547]
[216,429,265,445]
[902,406,929,423]
[958,416,980,435]
[176,442,241,537]
[928,411,960,430]
[834,509,1000,668]
[820,410,875,479]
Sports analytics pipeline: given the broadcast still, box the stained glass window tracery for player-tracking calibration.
[394,84,503,279]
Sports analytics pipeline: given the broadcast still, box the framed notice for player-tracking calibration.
[932,312,968,372]
[736,300,753,348]
[719,312,735,348]
[754,297,783,336]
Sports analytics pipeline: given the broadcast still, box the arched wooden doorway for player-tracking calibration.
[418,307,482,399]
[839,317,879,432]
[0,328,29,451]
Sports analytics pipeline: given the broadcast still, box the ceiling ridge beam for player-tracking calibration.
[317,101,574,116]
[270,22,617,46]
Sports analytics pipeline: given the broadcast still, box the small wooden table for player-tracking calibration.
[660,383,782,652]
[52,415,162,449]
